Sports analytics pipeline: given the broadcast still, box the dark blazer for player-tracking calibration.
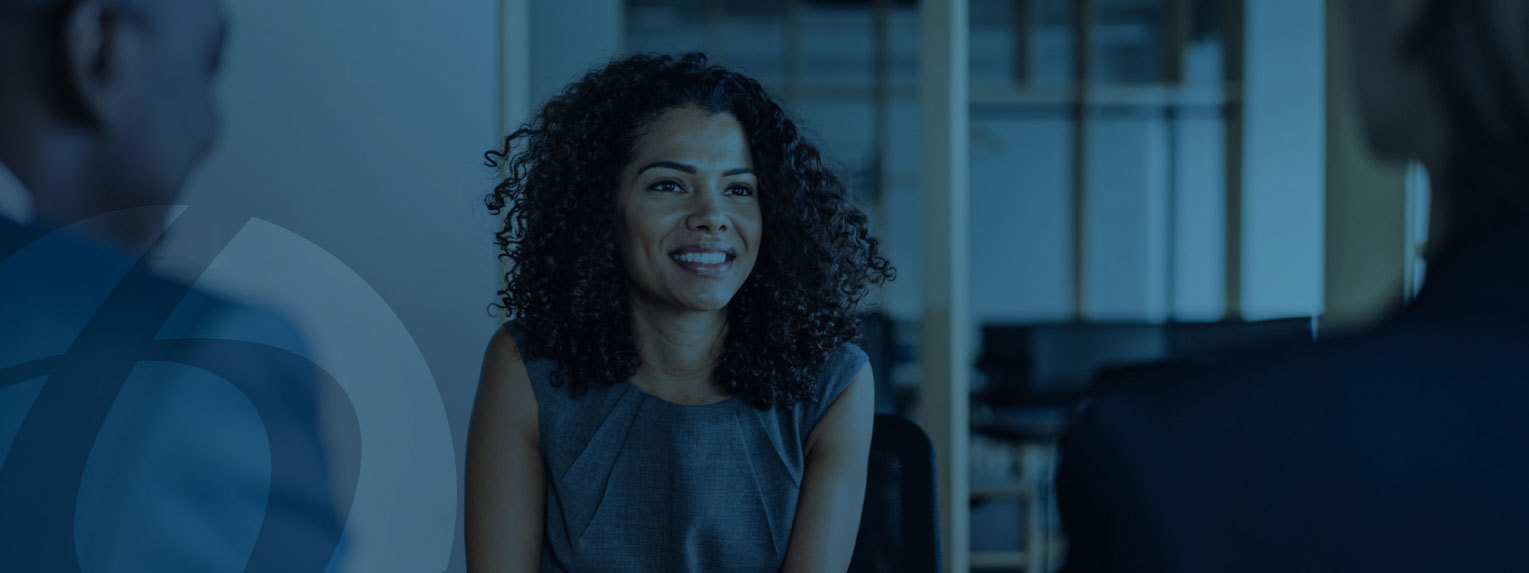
[1057,223,1529,573]
[0,213,348,571]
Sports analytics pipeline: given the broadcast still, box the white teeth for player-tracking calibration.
[672,251,728,265]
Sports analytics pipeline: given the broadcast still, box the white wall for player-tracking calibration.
[962,109,1222,327]
[529,0,626,109]
[1241,0,1326,319]
[1083,112,1174,322]
[163,1,505,571]
[959,0,1327,326]
[1173,113,1228,319]
[967,113,1074,322]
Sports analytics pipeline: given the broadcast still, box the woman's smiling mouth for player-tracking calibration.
[670,243,736,277]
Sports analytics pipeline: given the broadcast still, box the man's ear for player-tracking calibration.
[58,0,137,127]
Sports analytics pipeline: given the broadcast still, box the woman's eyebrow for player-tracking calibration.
[636,162,755,177]
[637,161,696,175]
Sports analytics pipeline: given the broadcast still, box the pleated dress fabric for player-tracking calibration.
[510,327,866,572]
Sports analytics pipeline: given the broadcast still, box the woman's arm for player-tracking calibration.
[781,362,876,573]
[465,329,544,572]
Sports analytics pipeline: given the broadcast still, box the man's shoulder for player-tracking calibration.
[1066,334,1364,465]
[158,285,308,351]
[1070,317,1518,462]
[0,219,312,391]
[0,219,278,330]
[1087,329,1386,412]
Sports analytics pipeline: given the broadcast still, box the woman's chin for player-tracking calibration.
[675,290,739,312]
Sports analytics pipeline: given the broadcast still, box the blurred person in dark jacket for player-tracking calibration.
[0,0,348,569]
[1058,1,1529,571]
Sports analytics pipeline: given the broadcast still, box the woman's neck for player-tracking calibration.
[628,297,727,394]
[1422,152,1529,260]
[1425,169,1459,260]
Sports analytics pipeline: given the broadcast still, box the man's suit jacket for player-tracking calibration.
[1057,223,1529,573]
[0,213,348,571]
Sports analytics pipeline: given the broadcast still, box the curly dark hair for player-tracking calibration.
[484,53,895,410]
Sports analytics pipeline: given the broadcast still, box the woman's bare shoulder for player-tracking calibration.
[475,325,538,439]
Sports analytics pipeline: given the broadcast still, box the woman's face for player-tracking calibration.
[617,106,763,312]
[1341,0,1449,165]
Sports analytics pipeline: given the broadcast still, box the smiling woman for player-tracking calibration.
[465,53,895,572]
[617,108,763,315]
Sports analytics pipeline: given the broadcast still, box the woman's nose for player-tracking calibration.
[685,191,728,233]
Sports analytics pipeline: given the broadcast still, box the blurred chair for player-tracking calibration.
[850,414,942,573]
[856,313,900,414]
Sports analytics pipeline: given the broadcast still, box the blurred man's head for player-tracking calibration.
[0,0,226,246]
[1344,0,1529,235]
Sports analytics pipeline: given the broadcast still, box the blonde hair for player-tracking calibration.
[1422,0,1529,219]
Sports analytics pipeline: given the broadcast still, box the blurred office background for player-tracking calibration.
[155,0,1423,571]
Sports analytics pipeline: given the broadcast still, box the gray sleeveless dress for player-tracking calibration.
[511,328,867,572]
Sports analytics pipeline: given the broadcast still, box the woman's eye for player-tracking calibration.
[726,185,754,197]
[649,180,683,193]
